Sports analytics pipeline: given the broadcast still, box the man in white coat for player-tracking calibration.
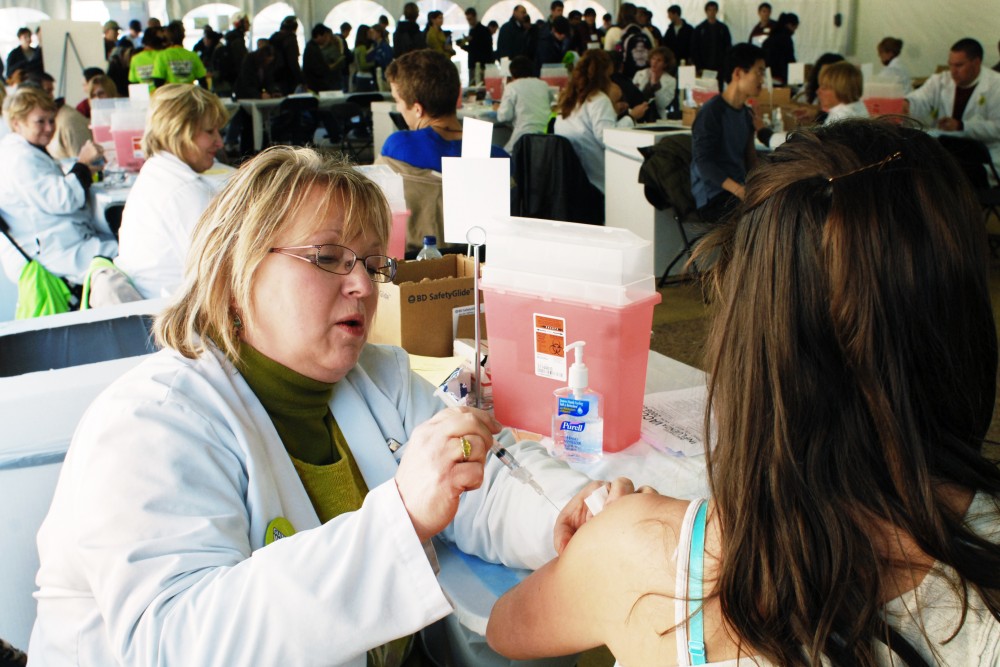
[906,38,1000,173]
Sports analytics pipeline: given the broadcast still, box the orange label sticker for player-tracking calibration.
[533,313,566,381]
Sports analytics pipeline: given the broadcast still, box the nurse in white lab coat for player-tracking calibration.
[29,146,611,667]
[906,39,1000,171]
[874,37,911,94]
[115,83,234,299]
[0,86,117,285]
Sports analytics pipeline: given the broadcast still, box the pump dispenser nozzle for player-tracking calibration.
[566,341,588,399]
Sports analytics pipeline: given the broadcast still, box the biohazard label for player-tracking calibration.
[131,136,143,159]
[533,313,566,381]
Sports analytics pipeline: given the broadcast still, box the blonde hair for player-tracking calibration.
[819,61,863,105]
[142,83,229,159]
[3,86,55,127]
[154,146,393,363]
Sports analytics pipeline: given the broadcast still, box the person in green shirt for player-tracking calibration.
[129,27,164,90]
[152,20,207,87]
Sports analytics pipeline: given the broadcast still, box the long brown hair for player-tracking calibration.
[557,49,612,119]
[699,120,1000,666]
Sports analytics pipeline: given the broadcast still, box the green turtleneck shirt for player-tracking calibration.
[236,343,368,523]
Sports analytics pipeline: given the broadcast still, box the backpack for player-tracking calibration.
[618,23,653,79]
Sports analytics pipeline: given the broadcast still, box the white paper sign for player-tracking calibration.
[442,156,510,244]
[787,62,805,85]
[678,65,696,90]
[129,83,150,104]
[461,117,493,159]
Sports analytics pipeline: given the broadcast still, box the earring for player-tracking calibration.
[233,313,243,330]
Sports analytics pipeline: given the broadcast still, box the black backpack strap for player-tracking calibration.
[874,619,933,667]
[0,215,32,263]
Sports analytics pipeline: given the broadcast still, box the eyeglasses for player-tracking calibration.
[269,244,397,283]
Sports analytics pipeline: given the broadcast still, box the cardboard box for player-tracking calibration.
[682,105,698,127]
[370,255,487,358]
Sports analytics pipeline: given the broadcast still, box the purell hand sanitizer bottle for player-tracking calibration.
[552,341,604,462]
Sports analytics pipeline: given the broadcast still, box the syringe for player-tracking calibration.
[434,387,560,510]
[488,441,560,511]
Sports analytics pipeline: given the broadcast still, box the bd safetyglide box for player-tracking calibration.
[370,254,485,358]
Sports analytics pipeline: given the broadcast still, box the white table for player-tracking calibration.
[604,123,692,279]
[436,350,708,637]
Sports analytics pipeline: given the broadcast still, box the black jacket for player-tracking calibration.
[393,21,426,57]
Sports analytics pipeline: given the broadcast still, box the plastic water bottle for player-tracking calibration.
[416,235,443,260]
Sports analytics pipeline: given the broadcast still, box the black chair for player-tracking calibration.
[105,203,124,239]
[325,101,367,162]
[345,92,385,159]
[389,111,409,131]
[510,133,604,225]
[269,96,320,146]
[938,135,1000,256]
[637,133,713,286]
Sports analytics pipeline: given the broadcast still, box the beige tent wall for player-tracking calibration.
[851,0,1000,80]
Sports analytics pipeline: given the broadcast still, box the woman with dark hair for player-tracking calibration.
[487,119,1000,666]
[554,49,647,193]
[352,24,376,91]
[424,11,454,57]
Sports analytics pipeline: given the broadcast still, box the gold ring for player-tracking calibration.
[460,436,472,462]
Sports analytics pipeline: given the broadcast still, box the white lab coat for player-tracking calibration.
[825,100,870,123]
[554,91,635,194]
[115,153,231,299]
[0,133,117,284]
[632,69,678,120]
[874,56,912,94]
[30,342,590,666]
[495,77,553,153]
[907,68,1000,170]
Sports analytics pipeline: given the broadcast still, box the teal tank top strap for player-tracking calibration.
[686,499,709,665]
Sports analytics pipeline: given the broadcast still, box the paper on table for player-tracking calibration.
[678,65,696,90]
[787,62,805,85]
[408,354,465,387]
[640,385,710,457]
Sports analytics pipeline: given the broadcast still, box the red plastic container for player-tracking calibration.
[112,129,145,170]
[482,285,660,452]
[389,210,409,260]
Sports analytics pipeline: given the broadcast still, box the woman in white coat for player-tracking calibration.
[114,84,232,299]
[554,49,648,194]
[632,46,677,119]
[875,37,911,94]
[0,86,116,286]
[757,62,868,149]
[29,146,617,667]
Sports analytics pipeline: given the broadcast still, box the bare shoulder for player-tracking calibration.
[564,492,691,584]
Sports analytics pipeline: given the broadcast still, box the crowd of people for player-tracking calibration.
[1,4,1000,667]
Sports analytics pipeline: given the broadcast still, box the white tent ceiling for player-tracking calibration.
[2,0,998,78]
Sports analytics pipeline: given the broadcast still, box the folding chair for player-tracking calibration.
[510,133,604,225]
[269,96,320,147]
[637,133,713,286]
